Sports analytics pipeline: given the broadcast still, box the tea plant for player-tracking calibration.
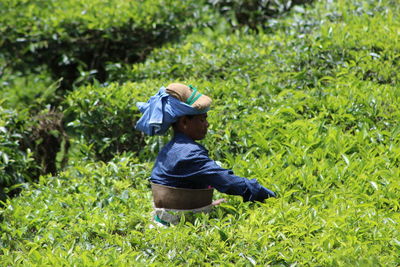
[1,0,400,265]
[207,0,314,30]
[64,80,162,162]
[0,0,216,89]
[0,107,36,201]
[1,152,398,265]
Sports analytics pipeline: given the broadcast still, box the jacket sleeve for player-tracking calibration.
[184,147,276,202]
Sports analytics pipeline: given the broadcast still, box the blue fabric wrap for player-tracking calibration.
[135,87,209,136]
[151,133,276,202]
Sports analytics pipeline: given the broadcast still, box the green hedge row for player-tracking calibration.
[0,0,315,92]
[0,0,215,89]
[124,0,399,86]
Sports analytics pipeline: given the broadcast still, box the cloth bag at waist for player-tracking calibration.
[151,182,214,210]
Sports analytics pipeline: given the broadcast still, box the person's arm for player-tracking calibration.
[185,147,276,202]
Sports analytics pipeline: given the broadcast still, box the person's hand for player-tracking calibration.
[212,198,226,206]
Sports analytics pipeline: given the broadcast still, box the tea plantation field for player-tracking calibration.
[1,0,399,265]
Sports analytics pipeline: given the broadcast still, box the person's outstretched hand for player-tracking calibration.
[212,198,226,206]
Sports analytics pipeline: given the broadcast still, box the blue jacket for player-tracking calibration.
[151,133,276,202]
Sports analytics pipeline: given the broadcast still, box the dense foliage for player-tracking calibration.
[64,81,155,161]
[0,107,36,201]
[208,0,313,29]
[1,0,399,265]
[0,105,70,199]
[0,0,214,89]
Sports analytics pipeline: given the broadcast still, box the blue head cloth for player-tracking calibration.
[135,86,209,136]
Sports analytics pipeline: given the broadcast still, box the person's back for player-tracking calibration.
[151,132,209,189]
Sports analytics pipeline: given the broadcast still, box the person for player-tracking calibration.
[136,83,276,225]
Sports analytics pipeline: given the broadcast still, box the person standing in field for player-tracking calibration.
[136,83,275,225]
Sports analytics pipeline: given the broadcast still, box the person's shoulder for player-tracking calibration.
[173,133,208,155]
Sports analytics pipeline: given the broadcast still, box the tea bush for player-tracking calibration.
[0,152,399,265]
[0,69,70,177]
[207,0,314,30]
[1,0,400,265]
[0,105,69,198]
[125,0,399,88]
[65,80,163,162]
[0,0,216,89]
[0,107,36,201]
[0,69,58,111]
